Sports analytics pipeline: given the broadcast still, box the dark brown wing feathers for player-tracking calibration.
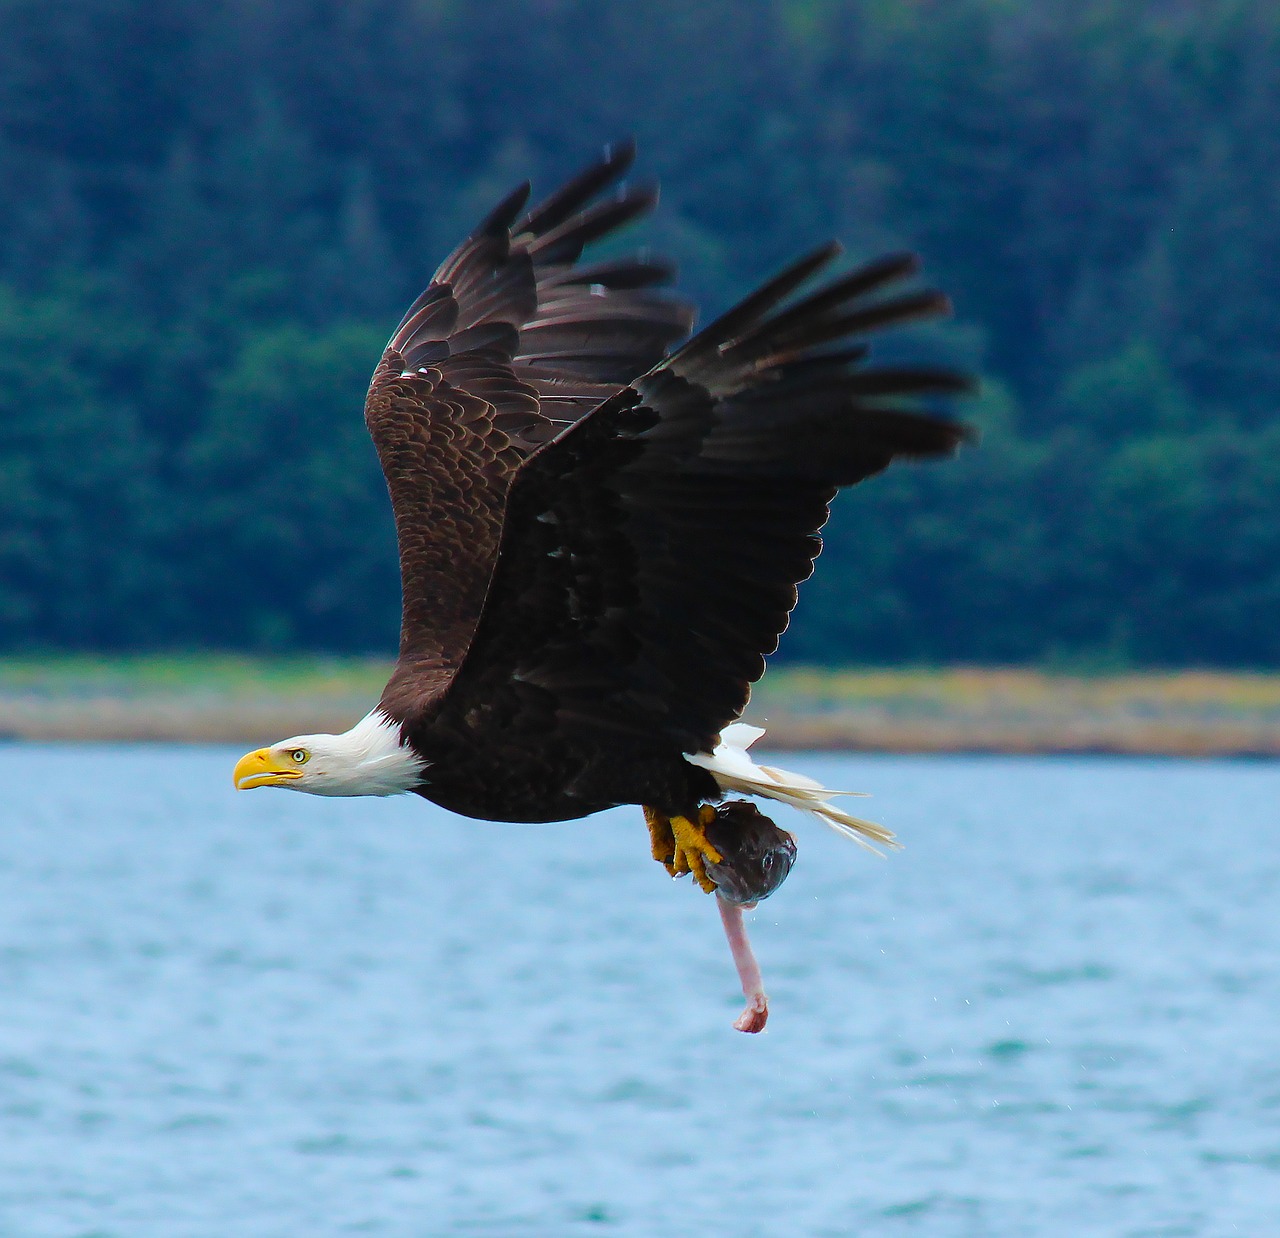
[365,364,525,704]
[516,139,638,238]
[367,145,693,716]
[367,145,971,767]
[438,247,971,756]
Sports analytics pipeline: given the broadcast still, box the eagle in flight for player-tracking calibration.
[234,142,970,1032]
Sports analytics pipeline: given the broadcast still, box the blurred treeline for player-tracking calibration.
[1,0,1278,665]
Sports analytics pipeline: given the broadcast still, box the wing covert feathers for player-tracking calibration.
[367,141,971,759]
[444,230,970,755]
[365,144,693,716]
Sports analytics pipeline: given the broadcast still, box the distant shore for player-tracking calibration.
[748,667,1280,758]
[1,658,1278,757]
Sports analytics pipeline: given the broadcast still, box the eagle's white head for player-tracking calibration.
[233,709,427,798]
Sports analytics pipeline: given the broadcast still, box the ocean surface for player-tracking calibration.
[0,747,1278,1237]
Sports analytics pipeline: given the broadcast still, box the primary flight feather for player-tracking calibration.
[233,141,972,1032]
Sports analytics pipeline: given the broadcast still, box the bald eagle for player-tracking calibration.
[234,142,970,1032]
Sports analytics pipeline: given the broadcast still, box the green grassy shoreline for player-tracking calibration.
[1,657,1278,756]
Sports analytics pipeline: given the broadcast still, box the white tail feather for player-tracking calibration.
[685,723,899,854]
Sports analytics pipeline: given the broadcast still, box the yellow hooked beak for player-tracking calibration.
[233,748,303,790]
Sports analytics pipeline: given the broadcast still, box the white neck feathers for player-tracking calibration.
[300,709,428,797]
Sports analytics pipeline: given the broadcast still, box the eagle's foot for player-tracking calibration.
[671,805,722,893]
[644,804,722,893]
[644,805,676,868]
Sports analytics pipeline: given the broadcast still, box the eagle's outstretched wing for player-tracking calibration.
[365,143,692,705]
[433,245,972,754]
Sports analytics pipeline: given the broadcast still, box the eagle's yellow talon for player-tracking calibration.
[671,811,722,893]
[644,805,721,891]
[644,806,677,869]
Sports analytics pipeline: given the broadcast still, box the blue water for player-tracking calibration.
[0,747,1278,1236]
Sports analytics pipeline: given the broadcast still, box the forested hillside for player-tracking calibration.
[1,0,1278,664]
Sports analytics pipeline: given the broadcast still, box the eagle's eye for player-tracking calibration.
[290,749,309,764]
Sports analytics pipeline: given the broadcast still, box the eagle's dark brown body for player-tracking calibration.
[402,722,719,824]
[359,142,969,825]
